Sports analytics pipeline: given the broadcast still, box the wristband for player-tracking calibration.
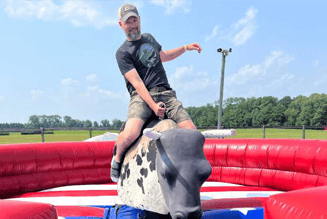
[183,45,187,51]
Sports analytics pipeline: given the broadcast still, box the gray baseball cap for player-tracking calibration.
[118,4,140,22]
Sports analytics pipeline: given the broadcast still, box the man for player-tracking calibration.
[111,3,202,182]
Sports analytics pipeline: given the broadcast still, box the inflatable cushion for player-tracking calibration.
[0,200,57,219]
[265,186,327,219]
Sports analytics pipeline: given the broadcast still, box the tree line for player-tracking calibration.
[0,115,124,130]
[1,93,327,130]
[185,93,327,128]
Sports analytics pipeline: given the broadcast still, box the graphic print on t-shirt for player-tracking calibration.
[137,43,159,68]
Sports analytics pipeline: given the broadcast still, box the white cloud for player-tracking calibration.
[86,74,98,83]
[233,25,256,46]
[226,50,295,85]
[264,50,295,68]
[87,85,99,92]
[0,95,4,102]
[269,73,294,87]
[206,6,258,46]
[227,64,262,85]
[59,77,125,101]
[61,78,79,86]
[149,0,191,14]
[232,6,258,45]
[125,1,145,10]
[167,65,222,107]
[287,77,305,93]
[81,85,123,100]
[225,72,298,99]
[60,78,80,100]
[3,0,117,28]
[205,25,219,41]
[314,68,327,86]
[168,65,224,107]
[99,89,111,96]
[314,60,320,68]
[30,89,43,100]
[169,66,214,92]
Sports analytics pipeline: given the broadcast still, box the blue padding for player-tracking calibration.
[202,208,264,219]
[108,205,146,219]
[64,217,104,219]
[89,205,114,209]
[245,208,264,218]
[82,205,264,219]
[103,208,110,219]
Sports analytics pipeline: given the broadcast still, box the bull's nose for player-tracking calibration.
[173,212,185,219]
[188,209,202,219]
[172,209,202,219]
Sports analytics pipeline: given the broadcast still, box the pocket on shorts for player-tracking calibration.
[159,90,191,124]
[127,95,153,122]
[160,90,176,99]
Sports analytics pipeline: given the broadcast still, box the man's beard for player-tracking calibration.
[127,28,141,41]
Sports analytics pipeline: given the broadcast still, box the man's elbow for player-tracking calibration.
[161,58,167,63]
[160,51,168,62]
[160,55,167,63]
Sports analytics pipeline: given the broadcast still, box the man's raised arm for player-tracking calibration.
[160,42,202,63]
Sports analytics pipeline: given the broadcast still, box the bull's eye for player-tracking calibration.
[198,171,210,183]
[163,170,176,186]
[197,161,212,183]
[166,173,175,184]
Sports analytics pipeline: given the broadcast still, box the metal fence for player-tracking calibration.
[199,125,327,139]
[1,125,327,142]
[0,127,118,143]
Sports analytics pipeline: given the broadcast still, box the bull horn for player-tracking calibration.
[201,129,236,138]
[143,128,162,140]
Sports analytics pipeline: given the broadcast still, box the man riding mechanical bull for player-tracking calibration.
[111,3,211,219]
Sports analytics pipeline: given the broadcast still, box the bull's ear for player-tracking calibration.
[143,128,162,140]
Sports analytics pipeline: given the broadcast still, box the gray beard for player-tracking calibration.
[127,29,141,41]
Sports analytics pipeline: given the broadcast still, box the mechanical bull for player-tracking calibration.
[114,119,212,219]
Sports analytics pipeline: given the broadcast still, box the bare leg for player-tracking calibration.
[114,118,145,163]
[178,120,196,129]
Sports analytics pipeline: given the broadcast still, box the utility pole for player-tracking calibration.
[217,48,232,129]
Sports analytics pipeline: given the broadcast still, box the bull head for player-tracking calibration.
[144,128,212,219]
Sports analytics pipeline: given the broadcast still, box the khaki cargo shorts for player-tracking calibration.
[127,89,191,124]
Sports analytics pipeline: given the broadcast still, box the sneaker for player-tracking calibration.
[110,158,122,183]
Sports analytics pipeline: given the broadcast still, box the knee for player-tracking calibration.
[178,120,197,129]
[129,130,141,142]
[120,127,141,143]
[186,124,197,130]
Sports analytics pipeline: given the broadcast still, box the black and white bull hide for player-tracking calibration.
[115,119,212,219]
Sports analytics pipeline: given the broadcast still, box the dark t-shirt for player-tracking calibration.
[116,33,171,95]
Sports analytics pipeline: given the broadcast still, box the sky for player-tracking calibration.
[0,0,326,124]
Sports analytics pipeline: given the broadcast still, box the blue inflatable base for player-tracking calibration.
[60,205,264,219]
[203,208,264,219]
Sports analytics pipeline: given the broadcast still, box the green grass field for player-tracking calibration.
[0,130,119,144]
[223,128,327,140]
[1,128,326,144]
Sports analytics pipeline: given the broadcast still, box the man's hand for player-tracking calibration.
[153,102,166,118]
[185,43,202,53]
